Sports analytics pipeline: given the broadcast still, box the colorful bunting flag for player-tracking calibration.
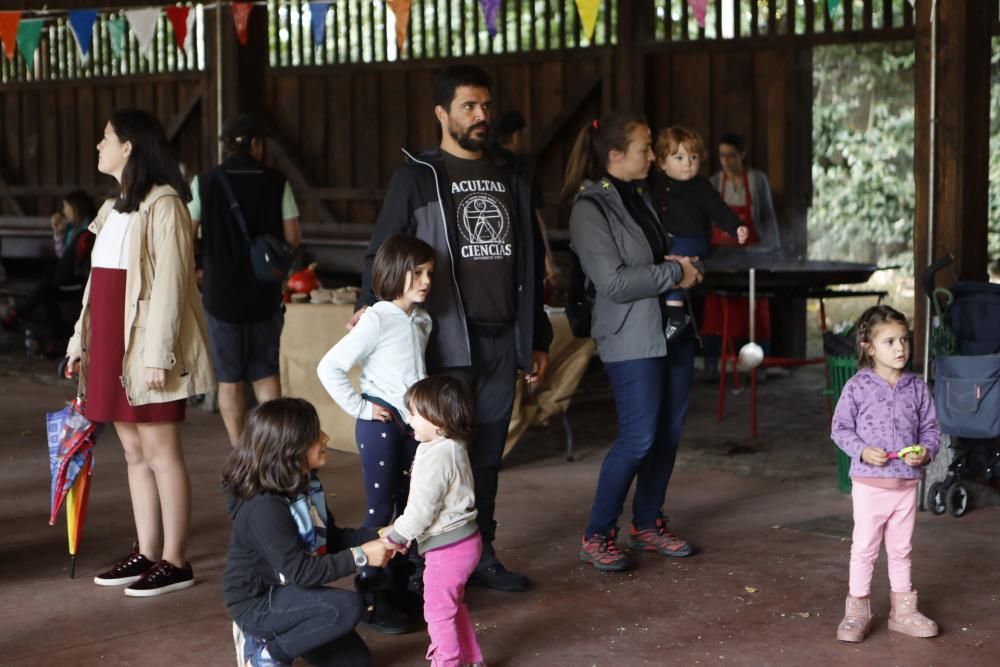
[232,2,253,46]
[309,3,330,46]
[574,0,599,41]
[827,0,842,12]
[0,11,23,62]
[68,9,98,60]
[688,0,708,29]
[165,6,192,50]
[479,0,499,38]
[108,18,127,58]
[387,0,411,51]
[16,18,44,65]
[125,8,160,55]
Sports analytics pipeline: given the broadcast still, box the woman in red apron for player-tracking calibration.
[701,133,779,380]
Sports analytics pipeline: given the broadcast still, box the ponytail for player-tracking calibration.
[561,111,648,203]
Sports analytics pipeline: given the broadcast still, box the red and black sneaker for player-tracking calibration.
[579,528,631,572]
[124,559,195,597]
[629,515,694,557]
[93,546,156,586]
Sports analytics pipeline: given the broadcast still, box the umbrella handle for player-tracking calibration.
[748,268,756,343]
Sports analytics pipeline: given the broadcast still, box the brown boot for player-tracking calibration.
[836,595,873,642]
[888,590,939,638]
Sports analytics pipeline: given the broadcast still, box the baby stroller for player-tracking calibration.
[923,256,1000,517]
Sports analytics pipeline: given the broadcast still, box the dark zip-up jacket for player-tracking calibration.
[222,489,377,617]
[359,147,553,371]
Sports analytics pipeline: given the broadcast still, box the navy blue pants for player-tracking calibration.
[235,585,369,666]
[355,416,419,528]
[586,327,696,536]
[665,235,710,303]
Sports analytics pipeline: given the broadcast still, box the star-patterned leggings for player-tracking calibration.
[355,417,420,530]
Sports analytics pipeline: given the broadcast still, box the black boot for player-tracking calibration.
[467,522,530,592]
[354,573,415,635]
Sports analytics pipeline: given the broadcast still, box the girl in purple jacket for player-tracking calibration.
[831,305,941,643]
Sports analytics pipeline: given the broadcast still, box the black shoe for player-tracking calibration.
[468,558,530,592]
[124,560,195,597]
[355,575,416,635]
[94,546,156,586]
[664,315,690,341]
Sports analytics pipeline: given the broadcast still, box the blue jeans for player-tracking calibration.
[665,235,710,303]
[586,328,696,536]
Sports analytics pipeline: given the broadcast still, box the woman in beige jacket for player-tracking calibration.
[66,109,215,597]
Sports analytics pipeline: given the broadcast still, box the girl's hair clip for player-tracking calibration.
[592,119,599,130]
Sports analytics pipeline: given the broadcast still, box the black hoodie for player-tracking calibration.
[222,488,378,617]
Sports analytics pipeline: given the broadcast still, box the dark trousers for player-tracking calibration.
[586,328,696,536]
[435,323,517,557]
[235,585,369,666]
[16,252,83,338]
[664,235,710,303]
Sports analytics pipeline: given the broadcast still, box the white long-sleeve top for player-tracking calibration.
[388,436,478,552]
[316,301,432,422]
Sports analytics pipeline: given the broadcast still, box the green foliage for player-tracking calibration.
[809,43,917,270]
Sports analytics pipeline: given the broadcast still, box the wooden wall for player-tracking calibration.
[0,74,210,216]
[262,49,613,225]
[644,45,813,256]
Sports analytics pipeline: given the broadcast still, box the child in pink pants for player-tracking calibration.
[831,305,941,643]
[385,376,486,667]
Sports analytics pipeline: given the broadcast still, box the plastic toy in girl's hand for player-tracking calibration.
[887,445,924,460]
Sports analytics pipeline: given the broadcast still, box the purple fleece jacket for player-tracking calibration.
[831,368,941,479]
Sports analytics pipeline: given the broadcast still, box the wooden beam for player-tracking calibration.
[267,133,338,225]
[165,86,203,144]
[533,72,602,159]
[0,169,25,217]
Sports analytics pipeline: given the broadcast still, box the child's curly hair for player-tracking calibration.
[854,305,910,368]
[654,126,706,164]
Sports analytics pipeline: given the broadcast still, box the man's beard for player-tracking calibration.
[450,120,488,151]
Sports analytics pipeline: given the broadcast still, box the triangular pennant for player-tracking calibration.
[479,0,500,38]
[574,0,600,41]
[309,3,330,46]
[125,8,161,55]
[687,0,708,28]
[16,18,43,65]
[164,6,191,50]
[68,9,98,60]
[827,0,842,12]
[232,2,253,46]
[387,0,411,51]
[108,18,126,57]
[0,11,23,61]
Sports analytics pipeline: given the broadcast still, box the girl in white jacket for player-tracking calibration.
[317,235,434,591]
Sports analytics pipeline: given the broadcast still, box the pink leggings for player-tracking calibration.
[422,532,483,667]
[849,482,917,598]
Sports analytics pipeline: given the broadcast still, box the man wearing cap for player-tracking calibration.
[188,113,301,445]
[354,65,552,593]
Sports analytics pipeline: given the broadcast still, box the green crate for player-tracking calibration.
[826,355,858,493]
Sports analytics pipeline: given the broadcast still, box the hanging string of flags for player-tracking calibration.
[0,1,616,66]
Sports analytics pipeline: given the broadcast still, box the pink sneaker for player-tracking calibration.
[629,516,694,557]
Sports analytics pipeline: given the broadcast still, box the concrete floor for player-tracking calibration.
[1,346,998,666]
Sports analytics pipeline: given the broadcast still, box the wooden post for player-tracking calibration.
[615,0,653,113]
[913,0,994,365]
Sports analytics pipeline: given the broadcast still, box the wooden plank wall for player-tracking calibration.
[644,45,813,256]
[0,74,210,216]
[263,49,613,225]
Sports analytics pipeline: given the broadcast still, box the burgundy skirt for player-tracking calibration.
[83,267,185,424]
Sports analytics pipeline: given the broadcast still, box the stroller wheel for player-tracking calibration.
[927,482,947,515]
[946,484,971,517]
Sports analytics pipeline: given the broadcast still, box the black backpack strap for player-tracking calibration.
[214,168,251,244]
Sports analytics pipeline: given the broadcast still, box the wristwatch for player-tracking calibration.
[351,546,368,568]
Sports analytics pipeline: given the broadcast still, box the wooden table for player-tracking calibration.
[279,303,595,455]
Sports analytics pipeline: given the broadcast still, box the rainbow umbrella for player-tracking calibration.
[46,400,102,577]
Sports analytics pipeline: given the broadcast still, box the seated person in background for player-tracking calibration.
[2,190,97,357]
[648,126,747,340]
